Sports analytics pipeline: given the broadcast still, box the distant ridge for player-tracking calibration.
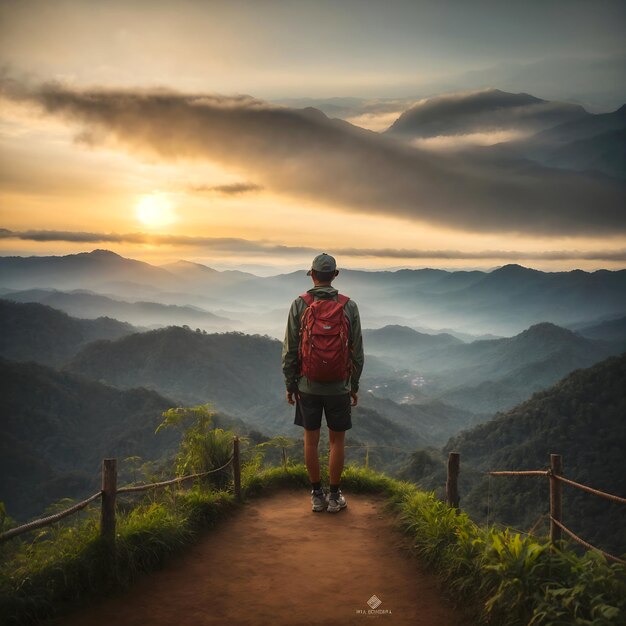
[0,299,135,366]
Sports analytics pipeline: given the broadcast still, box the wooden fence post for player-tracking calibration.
[446,452,460,511]
[233,436,242,501]
[550,453,563,545]
[100,458,117,548]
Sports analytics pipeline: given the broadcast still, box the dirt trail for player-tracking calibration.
[60,490,464,626]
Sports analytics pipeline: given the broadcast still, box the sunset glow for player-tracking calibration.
[135,194,176,229]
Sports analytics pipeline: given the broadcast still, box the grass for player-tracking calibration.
[0,488,235,626]
[1,462,624,626]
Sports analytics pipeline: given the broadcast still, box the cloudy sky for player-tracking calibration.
[1,0,625,273]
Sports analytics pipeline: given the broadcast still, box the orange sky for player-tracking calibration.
[1,0,625,273]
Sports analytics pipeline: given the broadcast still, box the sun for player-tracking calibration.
[135,193,176,228]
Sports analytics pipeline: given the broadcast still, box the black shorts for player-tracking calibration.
[294,392,352,432]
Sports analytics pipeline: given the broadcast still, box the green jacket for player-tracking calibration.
[281,285,364,395]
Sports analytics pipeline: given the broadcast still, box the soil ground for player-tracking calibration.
[59,490,466,626]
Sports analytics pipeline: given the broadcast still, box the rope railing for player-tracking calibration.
[549,516,626,565]
[0,437,242,545]
[446,452,626,564]
[0,491,103,542]
[550,473,626,505]
[117,456,234,494]
[488,470,549,477]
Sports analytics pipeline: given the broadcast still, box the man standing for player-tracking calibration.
[282,253,364,513]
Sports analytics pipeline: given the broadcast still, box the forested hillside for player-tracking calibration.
[0,359,182,520]
[446,354,626,554]
[64,326,285,413]
[0,299,135,366]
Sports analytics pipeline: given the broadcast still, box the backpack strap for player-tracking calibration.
[299,293,314,306]
[337,294,350,306]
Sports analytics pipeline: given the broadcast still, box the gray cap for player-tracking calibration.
[307,252,337,276]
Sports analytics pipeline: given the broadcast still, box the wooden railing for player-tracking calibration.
[445,451,626,564]
[0,436,241,546]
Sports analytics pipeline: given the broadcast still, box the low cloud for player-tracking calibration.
[1,80,625,236]
[386,88,587,138]
[188,182,263,195]
[2,228,625,262]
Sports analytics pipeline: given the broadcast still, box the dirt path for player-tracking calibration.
[60,490,464,626]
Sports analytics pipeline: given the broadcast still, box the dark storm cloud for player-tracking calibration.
[189,182,263,195]
[2,228,625,262]
[1,80,624,235]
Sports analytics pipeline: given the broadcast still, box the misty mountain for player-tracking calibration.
[430,322,620,413]
[0,299,135,366]
[159,259,256,288]
[363,325,462,367]
[61,325,469,447]
[425,322,614,378]
[542,129,626,180]
[360,321,620,414]
[386,89,587,138]
[3,288,237,331]
[0,249,179,291]
[3,250,626,336]
[574,315,626,348]
[445,354,626,554]
[409,264,626,335]
[0,249,256,298]
[490,104,626,180]
[64,326,286,415]
[359,393,477,445]
[531,103,626,145]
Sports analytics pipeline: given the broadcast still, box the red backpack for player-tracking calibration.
[298,293,352,382]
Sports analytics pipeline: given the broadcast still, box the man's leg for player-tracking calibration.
[328,428,345,486]
[303,427,321,484]
[327,428,348,512]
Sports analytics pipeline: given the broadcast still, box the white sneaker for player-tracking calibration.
[311,489,328,512]
[327,490,347,513]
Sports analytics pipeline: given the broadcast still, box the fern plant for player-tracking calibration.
[156,405,236,489]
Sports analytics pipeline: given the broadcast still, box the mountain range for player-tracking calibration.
[2,250,626,337]
[2,288,237,331]
[385,88,624,180]
[360,322,621,414]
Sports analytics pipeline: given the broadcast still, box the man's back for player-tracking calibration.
[281,284,364,397]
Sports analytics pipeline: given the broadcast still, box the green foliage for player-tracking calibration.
[156,405,237,489]
[254,435,299,470]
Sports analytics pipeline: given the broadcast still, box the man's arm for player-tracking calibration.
[349,301,364,395]
[281,299,302,395]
